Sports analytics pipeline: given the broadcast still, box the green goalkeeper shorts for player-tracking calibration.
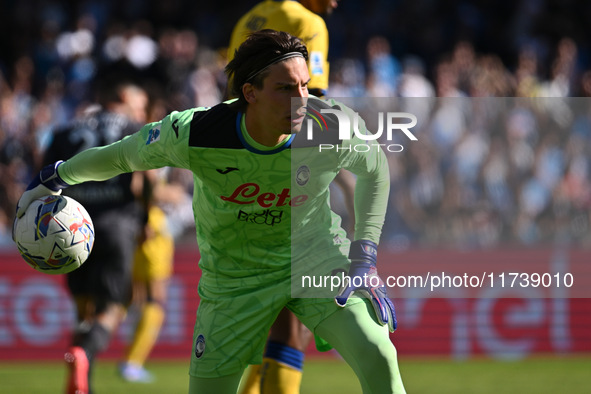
[188,273,364,378]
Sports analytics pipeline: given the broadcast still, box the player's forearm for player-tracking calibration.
[353,166,390,243]
[57,133,151,185]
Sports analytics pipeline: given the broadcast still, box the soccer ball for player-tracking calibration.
[13,195,95,274]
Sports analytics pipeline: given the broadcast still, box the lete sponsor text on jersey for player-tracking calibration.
[220,183,307,207]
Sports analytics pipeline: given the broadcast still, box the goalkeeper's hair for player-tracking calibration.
[225,29,308,105]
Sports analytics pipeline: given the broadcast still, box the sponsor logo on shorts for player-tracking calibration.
[194,334,205,359]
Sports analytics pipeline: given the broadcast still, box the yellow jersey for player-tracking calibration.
[228,0,329,95]
[133,206,174,281]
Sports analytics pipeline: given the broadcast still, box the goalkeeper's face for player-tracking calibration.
[245,56,310,138]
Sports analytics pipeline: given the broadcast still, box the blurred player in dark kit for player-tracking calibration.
[43,78,149,394]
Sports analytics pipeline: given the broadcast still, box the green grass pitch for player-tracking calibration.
[1,356,590,393]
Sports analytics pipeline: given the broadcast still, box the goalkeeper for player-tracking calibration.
[228,3,353,392]
[17,29,405,394]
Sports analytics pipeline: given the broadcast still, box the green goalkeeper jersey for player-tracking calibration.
[58,98,390,290]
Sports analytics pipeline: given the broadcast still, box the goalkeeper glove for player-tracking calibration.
[335,240,397,332]
[16,160,70,218]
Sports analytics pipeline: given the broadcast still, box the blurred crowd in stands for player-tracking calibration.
[1,0,590,249]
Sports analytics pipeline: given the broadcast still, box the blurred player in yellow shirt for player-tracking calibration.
[118,171,176,383]
[228,2,345,393]
[228,0,338,97]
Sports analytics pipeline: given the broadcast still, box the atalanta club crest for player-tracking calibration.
[195,334,205,359]
[296,165,310,186]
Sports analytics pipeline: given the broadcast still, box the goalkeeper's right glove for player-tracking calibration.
[16,160,70,218]
[335,240,397,332]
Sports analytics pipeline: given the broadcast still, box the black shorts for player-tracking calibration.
[67,208,141,305]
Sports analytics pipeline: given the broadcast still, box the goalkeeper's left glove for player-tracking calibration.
[16,160,70,218]
[335,240,397,332]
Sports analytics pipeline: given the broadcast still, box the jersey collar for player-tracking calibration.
[235,112,295,154]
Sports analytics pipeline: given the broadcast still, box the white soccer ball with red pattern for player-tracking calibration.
[13,195,94,274]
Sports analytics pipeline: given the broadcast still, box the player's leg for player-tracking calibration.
[190,277,292,394]
[239,308,313,394]
[65,210,139,394]
[74,300,126,357]
[65,299,126,394]
[65,294,91,394]
[120,278,167,382]
[313,298,406,394]
[262,309,312,393]
[189,371,245,394]
[65,264,94,394]
[237,365,261,394]
[120,207,173,382]
[189,301,279,394]
[72,295,95,322]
